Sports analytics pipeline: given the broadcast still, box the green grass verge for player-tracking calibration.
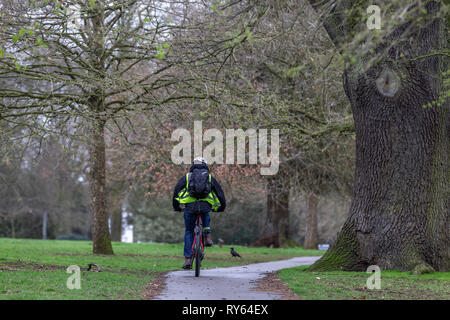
[0,238,322,300]
[278,265,450,300]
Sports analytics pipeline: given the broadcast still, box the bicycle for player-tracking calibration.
[191,213,206,277]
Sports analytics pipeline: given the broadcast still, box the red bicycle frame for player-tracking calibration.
[191,214,204,254]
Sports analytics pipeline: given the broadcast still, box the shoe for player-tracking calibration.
[182,258,192,269]
[205,234,213,247]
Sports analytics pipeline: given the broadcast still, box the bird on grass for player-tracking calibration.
[87,263,102,272]
[230,247,242,258]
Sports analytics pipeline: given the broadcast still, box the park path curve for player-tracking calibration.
[154,256,321,300]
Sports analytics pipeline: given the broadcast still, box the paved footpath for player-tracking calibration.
[154,256,321,300]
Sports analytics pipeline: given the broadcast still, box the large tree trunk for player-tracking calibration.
[90,111,114,255]
[256,174,290,247]
[304,193,318,250]
[309,2,449,272]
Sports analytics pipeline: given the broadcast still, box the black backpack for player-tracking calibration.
[188,168,211,199]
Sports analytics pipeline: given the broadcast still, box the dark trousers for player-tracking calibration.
[183,206,211,258]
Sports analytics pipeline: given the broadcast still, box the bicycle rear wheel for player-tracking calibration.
[194,232,202,277]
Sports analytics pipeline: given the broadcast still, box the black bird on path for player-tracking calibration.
[230,247,242,258]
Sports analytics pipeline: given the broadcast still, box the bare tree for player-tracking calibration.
[0,0,213,253]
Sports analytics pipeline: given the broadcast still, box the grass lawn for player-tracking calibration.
[0,238,322,300]
[278,265,450,300]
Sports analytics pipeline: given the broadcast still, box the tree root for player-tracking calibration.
[410,263,435,275]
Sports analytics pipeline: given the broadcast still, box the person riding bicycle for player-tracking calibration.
[173,157,226,270]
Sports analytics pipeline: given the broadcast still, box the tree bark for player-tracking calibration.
[90,110,114,255]
[110,204,123,242]
[257,174,290,247]
[304,193,319,250]
[88,6,113,255]
[309,1,449,272]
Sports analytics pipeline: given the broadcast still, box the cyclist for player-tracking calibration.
[173,157,226,269]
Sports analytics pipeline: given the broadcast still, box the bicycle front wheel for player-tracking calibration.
[194,233,202,277]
